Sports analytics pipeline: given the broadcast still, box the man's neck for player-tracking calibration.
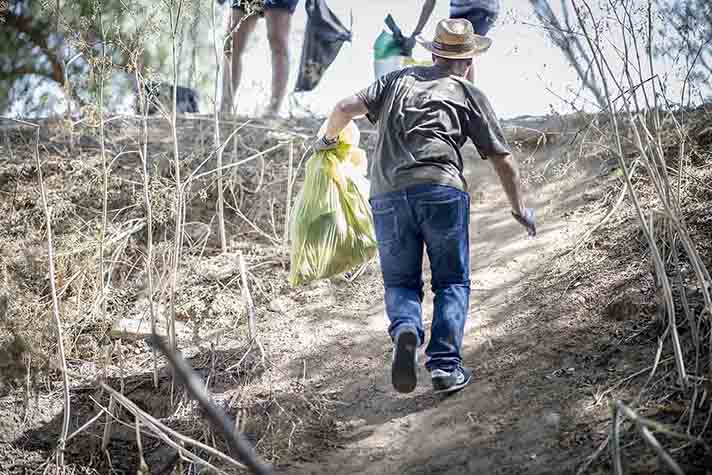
[433,62,466,77]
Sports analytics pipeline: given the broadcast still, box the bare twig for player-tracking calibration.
[284,139,294,245]
[189,143,283,184]
[236,252,265,358]
[97,2,110,344]
[168,0,186,357]
[572,0,687,386]
[101,395,116,452]
[134,62,159,389]
[96,387,236,474]
[135,417,149,474]
[33,124,71,466]
[212,0,227,252]
[66,411,103,443]
[614,401,687,475]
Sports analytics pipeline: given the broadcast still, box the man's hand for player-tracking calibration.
[401,35,416,56]
[313,135,339,152]
[512,208,536,237]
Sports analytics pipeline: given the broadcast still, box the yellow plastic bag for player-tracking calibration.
[288,122,376,286]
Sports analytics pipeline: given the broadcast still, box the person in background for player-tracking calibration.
[221,0,299,116]
[409,0,500,82]
[313,19,535,395]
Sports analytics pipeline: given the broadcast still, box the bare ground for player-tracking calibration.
[0,115,710,474]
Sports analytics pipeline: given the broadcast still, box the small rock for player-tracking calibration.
[268,297,294,313]
[542,411,561,429]
[583,189,604,201]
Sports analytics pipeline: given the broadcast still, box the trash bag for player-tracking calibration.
[288,122,376,286]
[373,14,433,79]
[373,14,412,80]
[295,0,352,92]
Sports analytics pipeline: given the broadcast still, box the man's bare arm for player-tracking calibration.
[490,153,536,236]
[412,0,437,37]
[322,95,368,140]
[489,154,525,215]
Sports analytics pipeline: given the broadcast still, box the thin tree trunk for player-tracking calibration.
[134,67,158,388]
[33,126,71,467]
[97,3,109,327]
[212,0,228,252]
[169,0,185,354]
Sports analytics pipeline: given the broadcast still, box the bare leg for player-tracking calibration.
[221,9,258,114]
[265,8,292,115]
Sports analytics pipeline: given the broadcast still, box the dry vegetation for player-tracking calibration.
[0,115,336,474]
[0,101,710,473]
[0,1,711,474]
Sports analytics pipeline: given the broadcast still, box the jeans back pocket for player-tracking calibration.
[418,196,464,236]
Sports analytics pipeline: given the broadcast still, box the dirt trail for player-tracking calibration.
[0,119,638,474]
[270,142,608,474]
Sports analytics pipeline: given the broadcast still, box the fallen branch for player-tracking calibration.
[94,389,231,474]
[612,401,691,475]
[151,335,272,475]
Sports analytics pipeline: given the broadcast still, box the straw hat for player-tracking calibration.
[416,18,492,59]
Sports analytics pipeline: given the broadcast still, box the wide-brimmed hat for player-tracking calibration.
[416,18,492,59]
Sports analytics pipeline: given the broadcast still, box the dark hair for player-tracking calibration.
[432,55,472,71]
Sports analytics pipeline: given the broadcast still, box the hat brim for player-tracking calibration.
[415,35,492,59]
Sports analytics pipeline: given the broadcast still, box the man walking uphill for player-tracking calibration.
[409,0,500,83]
[314,19,536,395]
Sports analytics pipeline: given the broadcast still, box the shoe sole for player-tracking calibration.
[433,371,472,395]
[392,331,418,394]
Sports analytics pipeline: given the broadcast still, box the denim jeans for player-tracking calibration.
[451,8,497,36]
[370,184,470,373]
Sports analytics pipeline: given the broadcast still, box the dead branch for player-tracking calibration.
[32,122,71,466]
[211,0,227,252]
[151,335,272,475]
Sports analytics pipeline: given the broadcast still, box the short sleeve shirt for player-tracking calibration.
[356,66,510,196]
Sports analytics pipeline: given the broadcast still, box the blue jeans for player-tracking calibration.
[370,184,470,373]
[451,8,497,36]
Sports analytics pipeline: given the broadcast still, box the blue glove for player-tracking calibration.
[512,208,536,237]
[313,135,339,152]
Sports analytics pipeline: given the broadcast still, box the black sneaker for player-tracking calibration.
[431,367,472,394]
[391,329,418,394]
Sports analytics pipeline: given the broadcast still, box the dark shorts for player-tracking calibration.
[450,8,497,36]
[232,0,299,14]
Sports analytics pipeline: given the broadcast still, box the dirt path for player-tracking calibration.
[265,143,610,474]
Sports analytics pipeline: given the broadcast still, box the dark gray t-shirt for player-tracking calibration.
[356,66,510,196]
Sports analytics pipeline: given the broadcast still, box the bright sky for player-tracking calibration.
[232,0,588,119]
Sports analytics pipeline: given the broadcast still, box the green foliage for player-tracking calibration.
[0,0,196,114]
